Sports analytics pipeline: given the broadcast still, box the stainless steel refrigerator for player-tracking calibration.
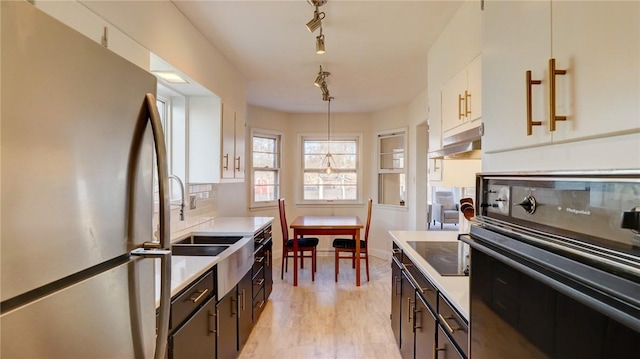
[1,2,172,358]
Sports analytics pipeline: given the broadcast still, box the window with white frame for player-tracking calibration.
[377,129,407,206]
[251,129,282,207]
[300,134,361,204]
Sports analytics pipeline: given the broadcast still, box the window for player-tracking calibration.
[300,134,362,204]
[251,128,282,207]
[377,129,407,206]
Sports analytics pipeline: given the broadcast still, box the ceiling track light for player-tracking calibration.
[316,27,325,54]
[306,6,325,33]
[314,65,330,87]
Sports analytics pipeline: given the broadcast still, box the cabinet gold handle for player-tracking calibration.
[190,288,208,303]
[235,156,241,171]
[433,344,445,359]
[438,313,461,334]
[257,300,266,309]
[458,94,464,119]
[256,256,265,263]
[254,278,265,286]
[208,311,215,335]
[464,90,471,117]
[549,58,567,131]
[526,70,542,135]
[223,154,229,170]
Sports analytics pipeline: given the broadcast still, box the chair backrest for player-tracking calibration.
[434,191,457,211]
[364,198,373,242]
[278,198,289,243]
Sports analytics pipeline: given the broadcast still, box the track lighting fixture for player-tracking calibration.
[314,65,330,87]
[316,28,325,54]
[306,6,325,33]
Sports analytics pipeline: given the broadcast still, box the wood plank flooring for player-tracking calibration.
[238,255,402,359]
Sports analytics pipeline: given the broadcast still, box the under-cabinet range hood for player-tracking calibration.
[428,126,482,159]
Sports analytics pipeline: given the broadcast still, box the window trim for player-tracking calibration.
[249,127,283,209]
[296,132,363,206]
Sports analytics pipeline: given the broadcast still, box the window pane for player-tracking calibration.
[330,154,357,169]
[303,154,327,169]
[254,170,277,202]
[253,136,276,152]
[329,141,356,154]
[303,184,357,200]
[253,152,276,168]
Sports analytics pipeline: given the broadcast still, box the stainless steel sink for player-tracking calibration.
[170,235,254,299]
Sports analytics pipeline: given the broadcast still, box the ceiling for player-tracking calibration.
[170,0,463,114]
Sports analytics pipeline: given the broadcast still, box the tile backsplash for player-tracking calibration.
[152,183,219,238]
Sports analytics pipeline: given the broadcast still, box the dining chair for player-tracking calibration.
[278,198,319,281]
[332,198,372,282]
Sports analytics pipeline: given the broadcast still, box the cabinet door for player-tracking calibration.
[481,0,551,153]
[441,70,468,134]
[264,239,273,299]
[414,295,437,359]
[551,1,640,142]
[170,296,216,359]
[390,258,402,347]
[216,291,237,359]
[237,270,253,351]
[436,326,465,359]
[466,55,482,124]
[399,272,415,359]
[233,111,245,179]
[221,102,236,179]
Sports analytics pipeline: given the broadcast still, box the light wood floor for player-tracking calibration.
[238,254,402,359]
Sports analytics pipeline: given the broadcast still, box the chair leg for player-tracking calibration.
[281,252,285,280]
[300,250,305,269]
[335,250,339,282]
[365,254,370,281]
[311,249,315,282]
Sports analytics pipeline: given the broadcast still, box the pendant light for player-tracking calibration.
[322,97,336,175]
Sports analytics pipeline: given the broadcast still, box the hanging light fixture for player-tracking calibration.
[316,27,325,54]
[314,65,330,87]
[306,6,325,33]
[322,97,337,175]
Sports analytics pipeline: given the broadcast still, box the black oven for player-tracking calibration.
[460,172,640,358]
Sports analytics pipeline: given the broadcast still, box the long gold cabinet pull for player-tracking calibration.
[549,58,567,131]
[464,90,471,117]
[525,70,542,135]
[458,94,464,119]
[223,154,229,170]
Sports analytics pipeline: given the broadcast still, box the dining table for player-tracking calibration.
[289,215,364,286]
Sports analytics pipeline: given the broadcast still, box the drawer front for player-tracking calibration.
[252,287,266,322]
[252,266,264,300]
[171,271,215,329]
[438,294,469,358]
[253,248,266,274]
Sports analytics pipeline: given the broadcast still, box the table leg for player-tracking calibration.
[293,229,298,286]
[355,229,361,286]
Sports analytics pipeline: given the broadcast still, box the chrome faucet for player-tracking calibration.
[168,175,185,221]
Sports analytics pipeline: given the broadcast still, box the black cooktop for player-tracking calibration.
[406,241,469,276]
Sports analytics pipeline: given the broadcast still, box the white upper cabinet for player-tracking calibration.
[482,0,639,155]
[188,96,222,183]
[221,103,245,180]
[551,1,640,143]
[442,55,482,138]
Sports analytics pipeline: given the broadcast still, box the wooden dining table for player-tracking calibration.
[289,215,364,286]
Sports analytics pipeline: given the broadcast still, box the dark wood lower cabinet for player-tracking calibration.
[399,271,416,359]
[169,295,216,359]
[414,294,437,358]
[237,270,253,351]
[436,326,464,359]
[216,290,238,359]
[391,256,403,347]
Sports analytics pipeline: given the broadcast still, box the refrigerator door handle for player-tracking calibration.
[138,93,171,359]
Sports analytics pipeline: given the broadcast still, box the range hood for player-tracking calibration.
[428,126,482,159]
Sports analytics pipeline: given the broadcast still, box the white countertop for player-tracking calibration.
[155,216,274,307]
[388,230,469,320]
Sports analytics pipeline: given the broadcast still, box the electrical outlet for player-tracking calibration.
[189,194,197,210]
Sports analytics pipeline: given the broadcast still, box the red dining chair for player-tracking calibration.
[333,198,372,282]
[278,198,319,281]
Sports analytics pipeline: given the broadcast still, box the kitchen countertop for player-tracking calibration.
[388,230,469,320]
[155,216,274,308]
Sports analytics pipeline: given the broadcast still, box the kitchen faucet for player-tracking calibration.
[168,175,185,221]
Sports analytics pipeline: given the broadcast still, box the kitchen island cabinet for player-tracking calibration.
[482,0,640,171]
[389,231,468,359]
